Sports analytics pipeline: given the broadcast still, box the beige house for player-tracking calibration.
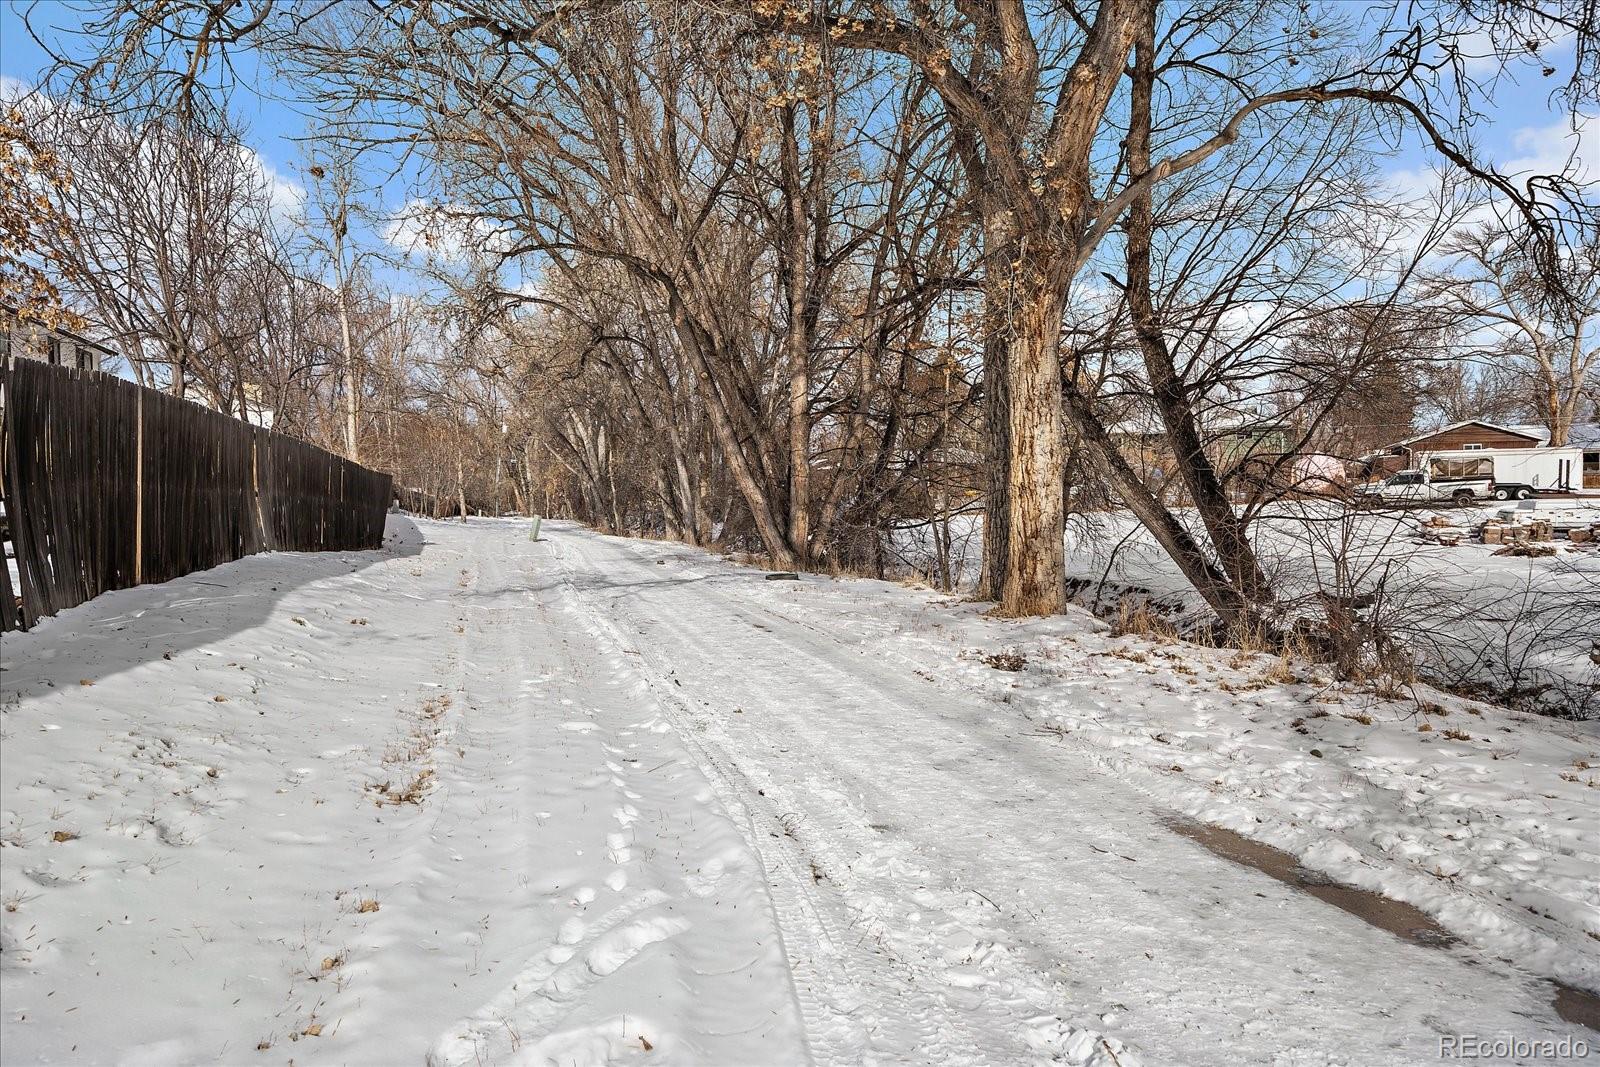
[1,306,113,373]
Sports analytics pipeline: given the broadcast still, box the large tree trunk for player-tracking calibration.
[664,289,796,567]
[998,278,1067,616]
[780,105,812,565]
[337,285,360,463]
[455,444,468,523]
[169,346,188,400]
[977,203,1015,602]
[1544,375,1569,446]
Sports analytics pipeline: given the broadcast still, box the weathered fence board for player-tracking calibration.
[0,357,391,631]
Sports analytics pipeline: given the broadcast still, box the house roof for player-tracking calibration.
[0,302,115,357]
[1396,419,1544,448]
[1506,423,1552,444]
[1566,423,1600,448]
[1476,422,1600,449]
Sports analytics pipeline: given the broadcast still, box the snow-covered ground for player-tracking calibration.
[894,500,1600,716]
[2,516,1595,1065]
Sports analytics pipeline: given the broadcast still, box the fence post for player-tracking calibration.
[529,515,542,542]
[134,387,143,586]
[252,434,268,551]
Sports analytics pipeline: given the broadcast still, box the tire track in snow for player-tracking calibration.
[545,524,1582,1066]
[550,530,1133,1067]
[423,528,808,1066]
[541,537,850,1066]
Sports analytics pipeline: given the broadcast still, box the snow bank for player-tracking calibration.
[1,516,805,1065]
[891,501,1600,716]
[715,565,1600,996]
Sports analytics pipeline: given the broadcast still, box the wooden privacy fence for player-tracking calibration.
[0,357,392,631]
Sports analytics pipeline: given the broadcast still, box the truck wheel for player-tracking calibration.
[1452,490,1474,505]
[1516,487,1533,500]
[1494,487,1512,500]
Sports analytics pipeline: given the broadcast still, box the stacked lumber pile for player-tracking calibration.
[1414,505,1600,552]
[1414,513,1467,547]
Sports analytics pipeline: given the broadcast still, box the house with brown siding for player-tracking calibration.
[1567,424,1600,489]
[1360,419,1600,491]
[1360,420,1544,478]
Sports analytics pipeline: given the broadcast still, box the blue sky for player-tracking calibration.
[3,0,1590,275]
[2,0,414,288]
[1,1,312,189]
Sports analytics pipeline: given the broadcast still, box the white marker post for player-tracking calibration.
[529,515,542,542]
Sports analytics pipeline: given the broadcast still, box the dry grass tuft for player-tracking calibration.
[1230,620,1280,656]
[1262,657,1299,686]
[982,651,1026,672]
[1112,599,1180,641]
[356,898,380,914]
[50,830,78,843]
[1442,727,1473,741]
[1369,673,1412,700]
[370,768,434,806]
[371,691,456,805]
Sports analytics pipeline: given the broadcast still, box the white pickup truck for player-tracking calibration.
[1361,468,1485,504]
[1361,446,1583,504]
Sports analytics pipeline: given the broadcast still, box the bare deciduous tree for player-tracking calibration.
[1425,226,1599,445]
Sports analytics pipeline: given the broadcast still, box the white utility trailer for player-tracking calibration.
[1418,446,1583,500]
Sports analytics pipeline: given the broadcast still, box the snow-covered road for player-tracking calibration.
[2,517,1593,1065]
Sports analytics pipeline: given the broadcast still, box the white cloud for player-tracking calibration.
[5,79,305,229]
[238,146,305,223]
[1498,112,1595,185]
[1382,164,1443,207]
[381,198,511,262]
[1377,110,1594,249]
[0,74,31,102]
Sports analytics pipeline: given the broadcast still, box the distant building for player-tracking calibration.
[1360,419,1600,490]
[1578,426,1600,490]
[1,305,113,373]
[1108,401,1294,498]
[237,383,276,431]
[1359,420,1543,478]
[1508,422,1600,490]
